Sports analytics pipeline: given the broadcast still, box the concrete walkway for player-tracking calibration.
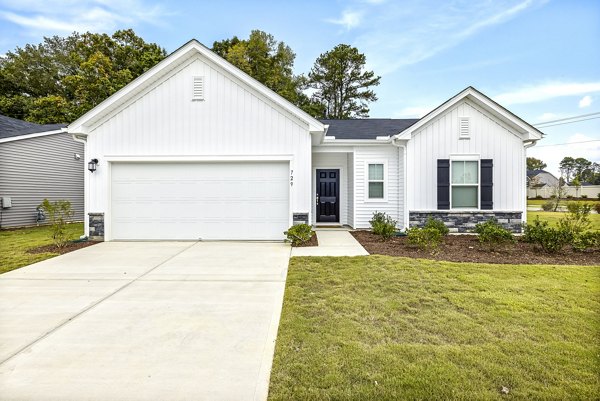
[0,241,290,401]
[291,229,369,257]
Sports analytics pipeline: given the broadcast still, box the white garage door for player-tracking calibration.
[110,162,289,240]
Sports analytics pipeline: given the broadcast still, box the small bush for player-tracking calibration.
[474,219,515,250]
[370,212,397,240]
[597,192,600,200]
[522,217,572,253]
[558,202,592,236]
[594,203,600,214]
[541,200,555,211]
[535,195,543,199]
[38,199,74,248]
[566,195,573,199]
[424,217,449,236]
[406,227,442,252]
[284,224,314,246]
[572,231,600,251]
[549,195,556,199]
[581,195,588,199]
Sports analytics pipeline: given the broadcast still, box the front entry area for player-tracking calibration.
[316,169,340,223]
[110,162,290,241]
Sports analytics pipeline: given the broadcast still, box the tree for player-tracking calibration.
[0,29,166,123]
[308,44,381,119]
[212,30,301,104]
[528,175,542,198]
[527,157,547,171]
[549,180,568,212]
[559,157,577,183]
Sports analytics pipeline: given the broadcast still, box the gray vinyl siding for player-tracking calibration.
[0,133,84,228]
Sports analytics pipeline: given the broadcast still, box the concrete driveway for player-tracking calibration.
[0,241,291,401]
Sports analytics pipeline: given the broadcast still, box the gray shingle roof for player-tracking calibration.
[0,114,66,140]
[320,118,419,140]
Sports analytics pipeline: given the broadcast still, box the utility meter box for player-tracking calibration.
[1,197,12,208]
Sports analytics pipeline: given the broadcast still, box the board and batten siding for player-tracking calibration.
[353,145,403,229]
[85,54,312,228]
[0,133,84,228]
[311,152,350,225]
[347,153,354,228]
[406,100,526,212]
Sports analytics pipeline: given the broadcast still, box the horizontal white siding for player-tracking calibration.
[0,133,84,228]
[407,100,525,212]
[311,152,349,225]
[85,55,312,231]
[354,145,402,229]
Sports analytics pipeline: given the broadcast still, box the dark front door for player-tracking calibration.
[316,169,339,223]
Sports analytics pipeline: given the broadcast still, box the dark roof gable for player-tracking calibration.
[0,114,66,140]
[320,118,419,140]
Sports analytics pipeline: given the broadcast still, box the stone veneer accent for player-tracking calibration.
[88,212,105,241]
[409,211,523,233]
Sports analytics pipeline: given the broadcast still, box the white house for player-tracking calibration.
[67,40,543,241]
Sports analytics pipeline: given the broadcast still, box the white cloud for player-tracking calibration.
[344,0,544,75]
[536,112,559,122]
[528,133,600,177]
[0,0,169,35]
[579,95,593,108]
[493,82,600,105]
[326,9,363,30]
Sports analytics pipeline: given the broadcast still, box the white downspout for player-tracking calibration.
[523,139,538,227]
[72,134,88,239]
[392,138,407,230]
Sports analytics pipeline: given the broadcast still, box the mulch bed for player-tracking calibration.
[351,230,600,266]
[27,241,99,255]
[293,232,319,247]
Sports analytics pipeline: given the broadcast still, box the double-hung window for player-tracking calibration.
[367,163,385,200]
[451,160,478,208]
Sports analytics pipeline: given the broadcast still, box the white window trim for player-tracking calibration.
[450,157,480,210]
[364,160,388,202]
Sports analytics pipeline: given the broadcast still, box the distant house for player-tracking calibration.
[0,114,84,228]
[527,169,559,188]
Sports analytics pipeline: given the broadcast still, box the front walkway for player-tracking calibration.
[0,241,290,401]
[291,229,369,257]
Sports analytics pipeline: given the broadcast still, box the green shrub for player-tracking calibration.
[558,202,592,236]
[541,200,555,211]
[406,227,442,252]
[572,231,600,251]
[424,217,449,236]
[284,224,314,246]
[474,219,515,250]
[581,194,588,199]
[522,217,572,253]
[594,203,600,214]
[566,195,573,199]
[535,195,543,199]
[370,212,397,240]
[38,199,74,248]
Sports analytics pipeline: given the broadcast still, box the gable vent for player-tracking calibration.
[192,76,204,101]
[459,117,470,139]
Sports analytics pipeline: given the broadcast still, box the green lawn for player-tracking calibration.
[269,256,600,400]
[0,223,84,274]
[528,211,600,230]
[528,199,600,206]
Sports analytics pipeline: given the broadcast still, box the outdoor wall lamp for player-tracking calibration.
[88,158,99,173]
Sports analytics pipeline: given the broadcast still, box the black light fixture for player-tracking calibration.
[88,158,99,173]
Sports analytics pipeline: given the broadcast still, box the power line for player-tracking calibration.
[534,116,600,128]
[534,139,600,148]
[533,111,600,126]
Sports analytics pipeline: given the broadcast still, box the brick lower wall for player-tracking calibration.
[409,211,523,233]
[88,212,104,241]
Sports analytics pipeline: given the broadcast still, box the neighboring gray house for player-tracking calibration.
[527,169,559,198]
[0,114,84,228]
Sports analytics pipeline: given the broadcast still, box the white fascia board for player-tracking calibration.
[394,87,543,141]
[68,40,324,135]
[0,128,66,144]
[316,138,393,146]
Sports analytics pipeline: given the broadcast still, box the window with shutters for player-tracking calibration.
[192,76,204,100]
[366,162,386,201]
[451,160,479,208]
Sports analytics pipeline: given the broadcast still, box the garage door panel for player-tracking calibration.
[110,162,289,240]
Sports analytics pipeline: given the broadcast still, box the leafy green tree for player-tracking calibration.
[212,30,300,104]
[0,29,166,123]
[527,157,547,171]
[308,44,381,119]
[559,157,577,183]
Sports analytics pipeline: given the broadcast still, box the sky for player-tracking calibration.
[0,0,598,176]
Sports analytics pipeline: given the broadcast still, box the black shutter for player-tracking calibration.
[480,159,493,210]
[437,159,450,210]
